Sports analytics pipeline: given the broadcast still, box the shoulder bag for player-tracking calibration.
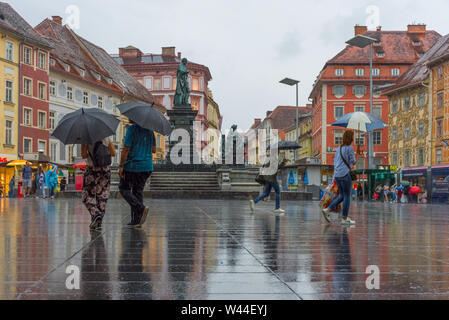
[340,146,357,181]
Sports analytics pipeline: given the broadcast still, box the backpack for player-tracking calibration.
[88,141,111,168]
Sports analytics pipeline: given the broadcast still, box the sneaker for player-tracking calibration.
[341,217,356,225]
[322,207,331,223]
[273,208,285,215]
[89,215,102,230]
[249,199,255,213]
[138,207,150,226]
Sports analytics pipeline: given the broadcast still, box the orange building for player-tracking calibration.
[310,25,440,168]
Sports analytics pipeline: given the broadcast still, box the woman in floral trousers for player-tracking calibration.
[81,138,116,230]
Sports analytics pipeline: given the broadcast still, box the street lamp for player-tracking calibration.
[346,34,377,170]
[280,77,300,161]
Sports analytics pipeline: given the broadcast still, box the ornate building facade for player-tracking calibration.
[310,24,441,168]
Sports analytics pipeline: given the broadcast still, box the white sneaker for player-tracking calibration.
[322,208,331,223]
[249,199,255,213]
[341,217,356,225]
[274,208,285,215]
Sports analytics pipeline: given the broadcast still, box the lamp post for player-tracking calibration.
[346,34,377,170]
[280,78,300,161]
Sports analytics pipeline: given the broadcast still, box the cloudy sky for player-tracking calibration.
[13,0,449,130]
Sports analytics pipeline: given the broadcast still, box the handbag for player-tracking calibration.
[340,146,357,181]
[255,174,266,185]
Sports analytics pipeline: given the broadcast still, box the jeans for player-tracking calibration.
[254,180,281,209]
[119,171,151,222]
[329,174,352,218]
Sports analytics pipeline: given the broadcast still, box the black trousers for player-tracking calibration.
[119,171,151,221]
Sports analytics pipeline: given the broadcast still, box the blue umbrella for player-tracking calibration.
[396,186,404,190]
[332,112,386,132]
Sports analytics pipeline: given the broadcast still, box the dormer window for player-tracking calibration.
[374,40,381,46]
[376,52,385,58]
[413,40,421,46]
[65,64,70,72]
[95,73,101,81]
[80,69,85,77]
[50,58,56,66]
[335,69,344,77]
[106,78,113,85]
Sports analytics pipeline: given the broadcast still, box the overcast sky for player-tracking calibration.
[13,0,449,130]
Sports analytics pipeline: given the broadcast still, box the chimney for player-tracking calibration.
[52,16,63,25]
[376,26,382,32]
[254,118,261,126]
[408,24,426,33]
[162,46,176,56]
[354,25,368,36]
[119,46,142,59]
[266,111,272,118]
[177,52,181,59]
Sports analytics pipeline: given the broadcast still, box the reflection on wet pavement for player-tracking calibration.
[1,198,449,300]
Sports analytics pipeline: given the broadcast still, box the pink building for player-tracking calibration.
[112,46,213,149]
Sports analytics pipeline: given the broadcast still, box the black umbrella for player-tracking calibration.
[52,108,120,145]
[267,141,302,151]
[117,101,172,135]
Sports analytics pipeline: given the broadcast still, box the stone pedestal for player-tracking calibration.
[167,105,198,165]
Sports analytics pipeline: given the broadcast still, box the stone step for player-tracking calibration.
[150,183,219,187]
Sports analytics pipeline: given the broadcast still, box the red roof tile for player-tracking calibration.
[267,105,312,130]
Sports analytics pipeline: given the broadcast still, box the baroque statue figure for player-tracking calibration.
[174,58,190,106]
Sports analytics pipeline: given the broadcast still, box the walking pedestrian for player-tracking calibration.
[21,162,32,198]
[383,184,390,202]
[249,151,287,215]
[81,138,116,230]
[38,169,46,198]
[60,176,67,192]
[390,184,397,203]
[8,175,15,198]
[322,130,357,225]
[119,121,155,227]
[45,165,58,200]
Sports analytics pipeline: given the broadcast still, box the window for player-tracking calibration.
[38,141,46,154]
[392,152,398,165]
[354,105,365,112]
[372,68,380,77]
[404,126,410,139]
[373,131,381,145]
[5,41,13,61]
[173,77,177,90]
[38,112,46,129]
[154,79,161,90]
[355,132,365,146]
[418,148,424,166]
[436,149,442,164]
[332,85,346,97]
[391,68,400,77]
[5,120,12,146]
[437,119,443,137]
[404,96,410,110]
[38,52,46,69]
[50,81,56,96]
[23,78,32,96]
[144,77,152,89]
[373,105,382,119]
[376,52,385,58]
[404,150,410,167]
[23,47,32,64]
[24,109,32,126]
[24,138,32,153]
[83,91,89,105]
[163,76,171,90]
[392,128,397,141]
[335,69,344,77]
[437,91,444,108]
[39,83,46,100]
[334,105,344,119]
[353,85,366,97]
[418,92,425,107]
[50,143,57,162]
[418,122,424,137]
[60,142,66,161]
[192,100,199,111]
[355,68,364,77]
[192,77,199,91]
[5,80,13,103]
[438,66,443,79]
[67,86,73,101]
[392,100,398,113]
[334,131,343,145]
[413,40,421,46]
[50,112,55,131]
[98,96,103,109]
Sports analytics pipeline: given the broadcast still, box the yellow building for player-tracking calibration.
[298,113,313,160]
[0,29,19,162]
[206,89,221,162]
